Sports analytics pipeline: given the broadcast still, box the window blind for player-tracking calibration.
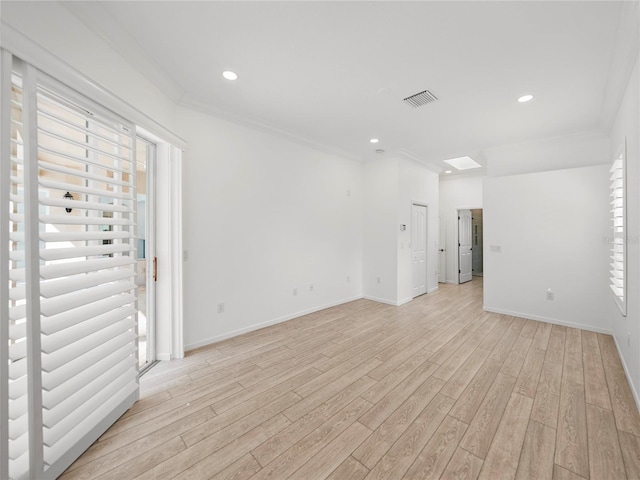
[2,54,140,480]
[609,142,626,316]
[6,60,30,480]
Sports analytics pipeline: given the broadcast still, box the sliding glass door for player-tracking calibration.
[135,137,156,372]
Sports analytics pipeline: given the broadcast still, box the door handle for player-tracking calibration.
[153,257,158,282]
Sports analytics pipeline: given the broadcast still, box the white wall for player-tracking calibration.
[397,159,440,303]
[363,157,440,305]
[177,108,364,349]
[439,175,484,283]
[362,158,399,304]
[483,165,610,332]
[609,52,640,406]
[486,130,610,177]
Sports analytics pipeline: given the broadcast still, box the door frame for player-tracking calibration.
[137,135,157,372]
[438,215,445,283]
[454,206,482,284]
[137,127,184,361]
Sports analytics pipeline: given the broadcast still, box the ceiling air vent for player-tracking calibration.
[403,89,438,108]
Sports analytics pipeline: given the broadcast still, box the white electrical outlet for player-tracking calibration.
[546,289,554,301]
[293,288,298,296]
[217,303,224,313]
[309,284,314,292]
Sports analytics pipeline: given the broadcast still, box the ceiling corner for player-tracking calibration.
[396,149,444,174]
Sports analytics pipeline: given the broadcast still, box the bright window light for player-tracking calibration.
[443,156,481,171]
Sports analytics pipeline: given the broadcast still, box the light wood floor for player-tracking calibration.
[61,278,640,480]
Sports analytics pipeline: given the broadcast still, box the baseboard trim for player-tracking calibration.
[482,306,613,335]
[184,295,363,352]
[363,295,412,307]
[155,353,172,361]
[428,286,439,294]
[612,334,640,414]
[363,295,397,306]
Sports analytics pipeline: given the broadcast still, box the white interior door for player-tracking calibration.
[412,204,427,297]
[459,209,472,283]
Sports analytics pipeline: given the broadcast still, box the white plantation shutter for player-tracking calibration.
[2,54,140,480]
[4,54,31,480]
[609,142,626,316]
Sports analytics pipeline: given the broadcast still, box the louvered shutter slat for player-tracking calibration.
[609,146,626,315]
[41,328,136,391]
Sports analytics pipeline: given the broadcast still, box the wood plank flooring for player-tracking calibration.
[61,278,640,480]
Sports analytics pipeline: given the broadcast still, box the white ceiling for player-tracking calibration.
[64,1,624,172]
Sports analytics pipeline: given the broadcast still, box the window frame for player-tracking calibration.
[609,139,627,317]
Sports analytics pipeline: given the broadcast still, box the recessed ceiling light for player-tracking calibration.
[222,71,238,81]
[443,156,482,171]
[517,94,533,103]
[444,170,452,174]
[370,138,379,144]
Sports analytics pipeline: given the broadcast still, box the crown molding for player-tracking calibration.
[439,168,487,181]
[61,1,185,104]
[179,93,362,163]
[393,148,489,177]
[600,0,640,131]
[395,148,443,173]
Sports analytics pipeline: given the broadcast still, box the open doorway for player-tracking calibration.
[458,208,483,283]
